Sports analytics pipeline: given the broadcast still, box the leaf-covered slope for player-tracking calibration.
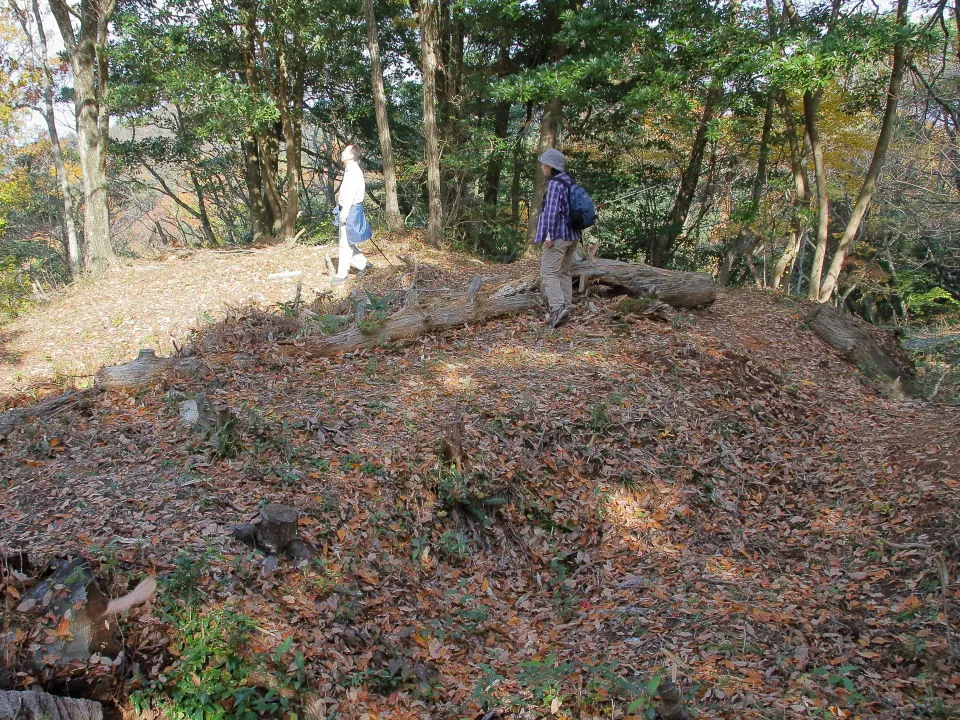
[0,282,956,719]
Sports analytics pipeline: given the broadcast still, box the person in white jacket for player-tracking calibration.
[334,144,368,281]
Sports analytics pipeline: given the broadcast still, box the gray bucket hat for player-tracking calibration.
[538,148,566,172]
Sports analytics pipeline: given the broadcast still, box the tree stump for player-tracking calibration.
[254,503,299,554]
[0,690,103,720]
[806,303,915,392]
[657,678,691,720]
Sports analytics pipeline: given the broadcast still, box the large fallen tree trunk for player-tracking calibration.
[0,691,102,720]
[288,260,715,358]
[571,259,715,308]
[806,303,916,393]
[0,389,97,438]
[290,281,541,358]
[95,259,714,381]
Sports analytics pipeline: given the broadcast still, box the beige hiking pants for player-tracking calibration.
[540,239,577,311]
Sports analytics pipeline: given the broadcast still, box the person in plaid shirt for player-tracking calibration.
[534,148,582,328]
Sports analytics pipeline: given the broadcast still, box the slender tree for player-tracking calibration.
[818,0,943,300]
[9,0,80,275]
[364,0,402,231]
[419,0,443,246]
[48,0,116,273]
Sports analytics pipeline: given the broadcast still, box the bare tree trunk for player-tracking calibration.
[242,137,273,243]
[421,0,443,246]
[278,49,304,241]
[780,0,832,300]
[651,82,722,267]
[364,0,402,231]
[772,229,803,291]
[511,103,532,231]
[484,100,511,207]
[772,91,810,291]
[22,0,80,276]
[818,0,913,300]
[49,0,116,275]
[526,98,561,244]
[803,89,830,300]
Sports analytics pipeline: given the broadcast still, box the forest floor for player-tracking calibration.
[0,238,958,720]
[0,241,354,399]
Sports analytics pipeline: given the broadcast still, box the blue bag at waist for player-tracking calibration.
[332,204,373,246]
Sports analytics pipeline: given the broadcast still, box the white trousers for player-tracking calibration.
[336,223,368,278]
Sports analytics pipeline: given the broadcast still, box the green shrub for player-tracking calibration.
[131,552,307,719]
[896,271,960,325]
[0,239,69,321]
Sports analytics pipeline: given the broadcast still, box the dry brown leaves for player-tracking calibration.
[0,253,957,719]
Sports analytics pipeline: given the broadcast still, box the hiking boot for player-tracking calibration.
[548,305,571,328]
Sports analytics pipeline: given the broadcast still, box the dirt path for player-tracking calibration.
[0,244,342,398]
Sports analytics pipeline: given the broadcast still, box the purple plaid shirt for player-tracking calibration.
[534,173,583,244]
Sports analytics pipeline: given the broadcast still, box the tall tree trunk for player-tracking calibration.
[49,0,116,274]
[241,137,273,243]
[277,48,303,241]
[420,0,443,246]
[650,82,721,267]
[511,104,532,231]
[525,98,561,243]
[364,0,402,231]
[803,89,830,300]
[24,0,80,276]
[771,91,810,291]
[817,0,910,301]
[717,93,774,286]
[484,100,511,207]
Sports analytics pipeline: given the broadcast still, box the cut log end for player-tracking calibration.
[0,690,104,720]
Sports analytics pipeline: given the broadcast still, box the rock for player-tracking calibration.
[178,399,200,426]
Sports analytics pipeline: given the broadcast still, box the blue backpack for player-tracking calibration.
[553,176,597,231]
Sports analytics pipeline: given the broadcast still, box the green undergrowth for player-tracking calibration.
[130,552,308,720]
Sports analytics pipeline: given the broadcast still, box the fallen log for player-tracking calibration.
[571,259,716,308]
[806,303,916,392]
[288,260,713,358]
[96,259,714,376]
[95,349,200,388]
[288,281,540,358]
[0,389,97,438]
[0,690,103,720]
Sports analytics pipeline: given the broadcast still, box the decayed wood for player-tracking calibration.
[256,503,300,554]
[657,678,691,720]
[95,349,199,388]
[571,259,716,308]
[0,388,97,438]
[0,691,103,720]
[290,279,541,358]
[96,351,256,389]
[806,303,915,390]
[289,261,712,357]
[100,260,714,377]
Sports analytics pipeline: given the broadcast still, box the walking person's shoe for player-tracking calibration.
[548,305,570,328]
